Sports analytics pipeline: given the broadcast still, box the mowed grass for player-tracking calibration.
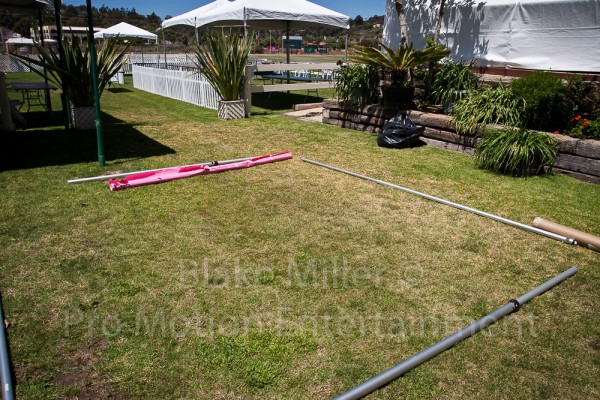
[0,75,599,399]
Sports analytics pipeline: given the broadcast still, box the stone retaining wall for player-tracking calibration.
[322,100,600,183]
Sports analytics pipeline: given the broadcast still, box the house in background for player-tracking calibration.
[31,25,102,42]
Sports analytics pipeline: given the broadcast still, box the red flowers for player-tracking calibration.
[583,120,589,127]
[573,115,582,121]
[553,130,560,135]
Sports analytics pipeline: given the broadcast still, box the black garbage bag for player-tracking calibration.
[378,112,425,148]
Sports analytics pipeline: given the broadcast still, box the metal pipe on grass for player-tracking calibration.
[300,158,576,245]
[68,155,262,184]
[0,297,14,400]
[334,267,578,400]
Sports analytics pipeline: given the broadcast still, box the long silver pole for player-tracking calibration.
[0,296,14,400]
[300,158,576,245]
[334,267,578,400]
[68,156,261,184]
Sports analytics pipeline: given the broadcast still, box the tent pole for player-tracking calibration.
[86,0,105,167]
[345,30,349,62]
[53,0,69,129]
[334,267,578,400]
[0,294,14,400]
[285,20,290,86]
[286,21,291,64]
[37,8,52,112]
[195,17,199,45]
[300,158,577,245]
[162,29,167,69]
[68,155,264,184]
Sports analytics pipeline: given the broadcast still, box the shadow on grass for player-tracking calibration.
[0,111,175,171]
[251,92,324,112]
[107,87,134,94]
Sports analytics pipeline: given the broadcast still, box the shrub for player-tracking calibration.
[431,61,479,105]
[475,128,557,176]
[510,72,572,132]
[566,75,600,118]
[334,63,380,107]
[451,83,525,135]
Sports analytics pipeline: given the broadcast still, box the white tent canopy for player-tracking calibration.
[383,0,600,73]
[94,22,158,41]
[6,37,56,45]
[162,0,231,30]
[162,0,350,31]
[0,0,50,14]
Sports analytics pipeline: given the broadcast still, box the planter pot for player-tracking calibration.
[218,100,245,120]
[382,86,415,113]
[71,106,96,130]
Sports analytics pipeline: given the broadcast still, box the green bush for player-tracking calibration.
[451,83,525,135]
[566,76,600,119]
[475,128,557,176]
[431,61,479,105]
[510,72,572,132]
[334,63,380,107]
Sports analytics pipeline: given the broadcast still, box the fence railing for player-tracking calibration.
[0,54,44,73]
[132,65,219,110]
[123,53,195,74]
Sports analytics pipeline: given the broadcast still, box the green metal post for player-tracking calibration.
[86,0,105,166]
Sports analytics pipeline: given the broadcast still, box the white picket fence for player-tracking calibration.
[0,54,45,73]
[123,53,195,74]
[132,65,219,110]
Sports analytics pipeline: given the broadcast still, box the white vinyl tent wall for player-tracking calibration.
[383,0,600,72]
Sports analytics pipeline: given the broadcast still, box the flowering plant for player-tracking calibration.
[562,115,600,140]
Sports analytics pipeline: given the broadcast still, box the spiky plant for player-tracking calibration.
[334,63,380,107]
[350,42,450,87]
[431,61,479,105]
[475,128,557,176]
[193,29,253,101]
[451,83,525,135]
[15,37,130,107]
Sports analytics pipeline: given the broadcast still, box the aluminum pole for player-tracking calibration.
[68,155,262,184]
[334,267,578,400]
[301,158,576,245]
[0,297,14,400]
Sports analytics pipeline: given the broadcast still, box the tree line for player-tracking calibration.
[1,4,384,51]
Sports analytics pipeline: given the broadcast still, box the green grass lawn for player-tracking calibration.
[1,75,599,399]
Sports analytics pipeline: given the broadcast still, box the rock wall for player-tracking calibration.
[322,100,600,183]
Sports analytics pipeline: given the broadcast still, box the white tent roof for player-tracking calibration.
[94,22,158,41]
[6,37,56,45]
[162,0,350,30]
[0,0,50,14]
[162,0,231,29]
[383,0,600,73]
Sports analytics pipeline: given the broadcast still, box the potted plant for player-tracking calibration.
[15,37,130,129]
[350,42,450,111]
[193,29,253,120]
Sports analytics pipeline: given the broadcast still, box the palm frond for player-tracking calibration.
[14,37,131,107]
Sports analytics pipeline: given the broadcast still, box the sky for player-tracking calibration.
[61,0,387,21]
